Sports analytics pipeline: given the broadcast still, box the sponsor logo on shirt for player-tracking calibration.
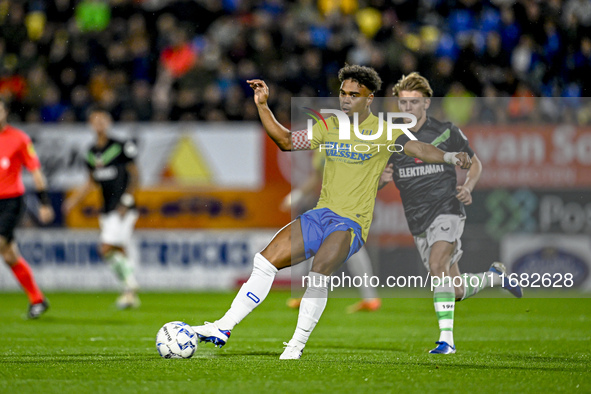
[93,166,118,181]
[398,164,445,178]
[324,143,373,161]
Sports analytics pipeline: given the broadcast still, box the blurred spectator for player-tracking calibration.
[18,41,39,72]
[507,82,536,122]
[75,0,111,32]
[170,87,200,121]
[573,37,591,95]
[125,80,153,121]
[499,5,521,52]
[70,85,91,121]
[564,0,591,28]
[40,86,68,122]
[0,2,27,54]
[46,0,75,24]
[24,65,49,108]
[426,57,454,97]
[442,82,476,126]
[511,36,536,78]
[478,85,507,124]
[159,27,198,79]
[480,32,511,89]
[0,60,26,101]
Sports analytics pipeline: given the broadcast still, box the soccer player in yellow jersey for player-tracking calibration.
[283,149,381,313]
[191,65,471,359]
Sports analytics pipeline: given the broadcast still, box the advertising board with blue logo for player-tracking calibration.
[501,234,591,291]
[0,229,292,291]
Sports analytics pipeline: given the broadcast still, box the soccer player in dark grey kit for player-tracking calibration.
[63,109,140,309]
[380,72,522,354]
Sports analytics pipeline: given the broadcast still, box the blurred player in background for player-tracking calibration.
[380,73,522,354]
[0,99,54,318]
[191,65,471,359]
[62,108,140,309]
[282,149,381,313]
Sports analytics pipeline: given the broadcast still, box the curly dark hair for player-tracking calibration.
[338,64,382,93]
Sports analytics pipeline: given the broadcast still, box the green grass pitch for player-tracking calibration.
[1,291,589,393]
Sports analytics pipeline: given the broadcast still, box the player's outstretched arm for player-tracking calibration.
[126,162,139,194]
[456,154,482,205]
[31,168,54,224]
[403,140,472,169]
[118,162,139,214]
[247,79,292,151]
[62,176,96,215]
[280,165,322,212]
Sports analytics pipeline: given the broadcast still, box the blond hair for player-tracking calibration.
[392,72,433,97]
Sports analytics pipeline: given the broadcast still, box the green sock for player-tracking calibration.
[433,277,455,346]
[106,251,138,291]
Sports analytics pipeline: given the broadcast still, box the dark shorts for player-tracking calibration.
[298,208,364,262]
[0,196,24,242]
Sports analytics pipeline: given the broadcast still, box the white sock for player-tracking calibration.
[290,257,313,297]
[215,253,278,330]
[346,247,377,300]
[290,272,328,347]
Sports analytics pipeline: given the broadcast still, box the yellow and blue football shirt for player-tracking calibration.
[309,112,406,241]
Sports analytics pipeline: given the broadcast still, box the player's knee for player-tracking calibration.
[429,247,454,276]
[260,246,289,270]
[311,250,345,276]
[310,261,334,276]
[100,244,115,257]
[429,259,449,277]
[0,236,8,253]
[0,243,18,265]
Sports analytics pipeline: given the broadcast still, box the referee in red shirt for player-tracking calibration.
[0,99,54,318]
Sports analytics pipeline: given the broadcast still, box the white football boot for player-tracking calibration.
[279,340,304,360]
[192,322,231,348]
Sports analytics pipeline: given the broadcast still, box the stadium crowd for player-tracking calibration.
[0,0,590,125]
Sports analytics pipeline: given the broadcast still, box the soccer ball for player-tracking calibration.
[156,321,197,359]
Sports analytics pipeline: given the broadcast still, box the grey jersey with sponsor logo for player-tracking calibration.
[389,117,474,235]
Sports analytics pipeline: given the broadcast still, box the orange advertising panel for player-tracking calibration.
[66,186,291,229]
[463,125,591,189]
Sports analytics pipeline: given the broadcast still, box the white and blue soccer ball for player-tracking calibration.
[156,321,197,359]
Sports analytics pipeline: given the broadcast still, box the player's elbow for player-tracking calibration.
[277,136,292,151]
[470,154,483,175]
[402,141,417,158]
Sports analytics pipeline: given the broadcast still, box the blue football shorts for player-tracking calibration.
[298,207,364,262]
